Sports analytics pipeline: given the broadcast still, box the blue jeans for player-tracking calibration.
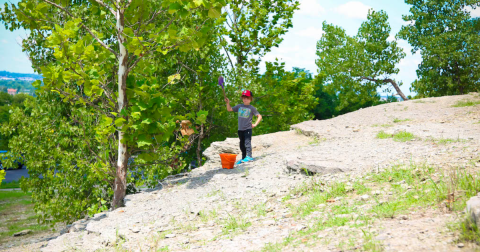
[238,129,252,159]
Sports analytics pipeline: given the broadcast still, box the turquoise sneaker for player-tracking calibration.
[235,159,244,165]
[243,156,254,162]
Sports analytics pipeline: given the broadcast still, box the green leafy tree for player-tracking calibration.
[1,0,226,209]
[398,0,480,96]
[0,169,5,185]
[215,0,318,136]
[1,94,112,223]
[253,64,317,134]
[316,10,408,113]
[309,72,338,120]
[220,0,299,87]
[0,91,13,106]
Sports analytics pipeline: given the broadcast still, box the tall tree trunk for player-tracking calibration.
[196,81,203,167]
[196,124,204,167]
[112,5,129,209]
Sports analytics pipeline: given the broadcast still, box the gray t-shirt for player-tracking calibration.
[232,104,260,131]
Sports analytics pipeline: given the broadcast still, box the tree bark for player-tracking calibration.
[360,76,409,101]
[384,78,409,101]
[112,3,129,209]
[196,80,203,168]
[196,124,204,168]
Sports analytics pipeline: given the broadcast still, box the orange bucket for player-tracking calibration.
[219,153,237,169]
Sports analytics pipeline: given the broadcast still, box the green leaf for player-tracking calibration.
[168,74,180,83]
[137,134,153,147]
[208,7,221,18]
[142,118,152,124]
[169,3,181,13]
[115,118,126,127]
[196,110,208,124]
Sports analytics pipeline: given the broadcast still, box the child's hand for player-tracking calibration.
[252,123,257,128]
[225,98,230,104]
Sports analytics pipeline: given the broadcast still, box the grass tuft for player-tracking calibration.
[392,131,415,142]
[376,131,391,139]
[393,118,411,123]
[453,100,480,107]
[0,180,20,189]
[222,214,251,234]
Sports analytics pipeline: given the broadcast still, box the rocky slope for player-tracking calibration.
[5,93,480,252]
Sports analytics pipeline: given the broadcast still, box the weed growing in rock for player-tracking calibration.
[372,124,394,128]
[450,214,480,244]
[222,214,251,235]
[254,203,267,217]
[393,118,411,123]
[376,131,391,139]
[413,100,435,104]
[294,128,303,135]
[453,100,480,107]
[206,189,225,198]
[392,131,415,142]
[308,136,325,145]
[361,229,383,251]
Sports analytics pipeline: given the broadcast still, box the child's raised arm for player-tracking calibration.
[225,98,233,112]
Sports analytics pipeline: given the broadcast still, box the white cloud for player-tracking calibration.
[464,5,480,18]
[297,0,326,17]
[399,57,421,67]
[334,1,372,20]
[295,27,325,39]
[1,39,8,44]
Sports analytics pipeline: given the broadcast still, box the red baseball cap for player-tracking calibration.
[241,90,253,97]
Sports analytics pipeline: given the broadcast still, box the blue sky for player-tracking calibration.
[0,0,33,74]
[262,0,421,97]
[1,0,479,96]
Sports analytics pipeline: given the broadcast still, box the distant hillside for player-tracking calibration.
[0,71,42,80]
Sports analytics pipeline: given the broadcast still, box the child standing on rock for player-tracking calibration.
[225,90,262,165]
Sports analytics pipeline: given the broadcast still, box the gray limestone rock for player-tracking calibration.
[466,195,480,227]
[13,229,32,237]
[202,138,241,164]
[284,154,348,175]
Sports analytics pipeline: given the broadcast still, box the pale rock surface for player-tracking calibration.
[36,93,480,252]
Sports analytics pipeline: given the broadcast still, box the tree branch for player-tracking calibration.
[94,0,116,17]
[359,76,409,101]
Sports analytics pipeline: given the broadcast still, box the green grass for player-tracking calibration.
[262,162,480,251]
[392,131,415,142]
[361,229,383,252]
[308,136,326,145]
[376,131,391,139]
[426,137,467,145]
[376,131,416,142]
[393,118,411,123]
[0,191,31,200]
[254,203,267,217]
[222,214,251,235]
[451,214,480,244]
[0,191,51,244]
[0,180,21,189]
[371,124,393,128]
[453,100,480,107]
